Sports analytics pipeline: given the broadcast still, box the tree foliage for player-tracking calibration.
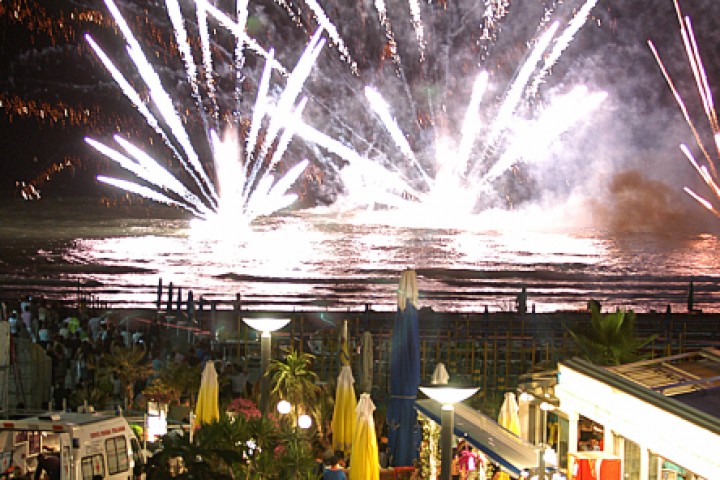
[268,348,321,427]
[568,303,657,366]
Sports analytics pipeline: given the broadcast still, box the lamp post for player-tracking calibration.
[538,401,555,480]
[419,384,479,480]
[243,318,291,414]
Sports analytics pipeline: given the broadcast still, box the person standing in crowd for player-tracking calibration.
[7,310,18,336]
[322,454,347,480]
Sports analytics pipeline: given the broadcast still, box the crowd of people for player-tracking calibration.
[0,295,252,414]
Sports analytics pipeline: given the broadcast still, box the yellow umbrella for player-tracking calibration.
[496,392,521,480]
[332,320,357,456]
[194,361,220,426]
[349,393,379,480]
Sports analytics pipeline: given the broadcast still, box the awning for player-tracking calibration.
[415,399,540,476]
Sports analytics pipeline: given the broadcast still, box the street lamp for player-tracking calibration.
[419,384,479,480]
[537,401,555,480]
[243,318,291,414]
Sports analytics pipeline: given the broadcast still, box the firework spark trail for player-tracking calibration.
[243,30,325,203]
[85,34,215,207]
[166,0,212,137]
[674,0,718,138]
[651,0,720,216]
[684,187,720,218]
[407,0,425,60]
[648,40,713,170]
[456,72,489,177]
[85,138,207,218]
[263,97,309,180]
[97,175,199,212]
[296,122,422,201]
[100,0,219,206]
[374,0,399,67]
[211,130,246,217]
[88,0,326,226]
[473,21,560,182]
[197,0,288,75]
[528,0,598,97]
[682,18,719,157]
[364,86,432,188]
[272,0,304,28]
[373,0,417,117]
[235,0,250,121]
[245,98,309,209]
[244,50,274,181]
[302,0,358,75]
[246,160,309,218]
[484,87,607,183]
[197,0,220,127]
[111,136,213,215]
[680,145,720,200]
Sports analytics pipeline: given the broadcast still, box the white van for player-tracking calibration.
[0,412,145,479]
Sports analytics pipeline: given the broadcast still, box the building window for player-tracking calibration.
[613,434,640,480]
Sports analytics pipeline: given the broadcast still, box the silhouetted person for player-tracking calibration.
[516,287,527,315]
[35,452,60,480]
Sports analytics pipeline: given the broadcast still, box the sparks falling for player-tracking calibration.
[650,0,720,219]
[296,0,604,216]
[85,0,321,227]
[80,0,605,229]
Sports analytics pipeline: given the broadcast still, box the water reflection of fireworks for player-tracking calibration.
[649,0,720,218]
[85,0,605,229]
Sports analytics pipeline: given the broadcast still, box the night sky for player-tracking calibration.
[1,0,719,227]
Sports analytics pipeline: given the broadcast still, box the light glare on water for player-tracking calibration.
[3,202,719,314]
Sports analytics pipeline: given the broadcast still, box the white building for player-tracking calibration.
[552,349,720,479]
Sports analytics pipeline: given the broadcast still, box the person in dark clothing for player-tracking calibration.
[35,452,61,480]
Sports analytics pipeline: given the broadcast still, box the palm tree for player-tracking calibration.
[101,345,154,408]
[568,302,657,366]
[268,348,321,428]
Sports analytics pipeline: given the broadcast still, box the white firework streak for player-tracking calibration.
[651,0,720,217]
[302,0,358,75]
[84,33,216,208]
[166,0,212,135]
[456,72,489,177]
[196,0,288,75]
[407,0,426,60]
[528,0,599,96]
[364,86,432,188]
[476,21,559,179]
[375,0,401,68]
[243,30,326,202]
[99,0,220,206]
[296,122,423,202]
[484,87,607,183]
[244,49,274,177]
[87,0,327,226]
[235,0,250,118]
[246,97,309,211]
[196,0,220,126]
[86,138,209,218]
[97,176,193,211]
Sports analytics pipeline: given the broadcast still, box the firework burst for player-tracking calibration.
[649,0,720,218]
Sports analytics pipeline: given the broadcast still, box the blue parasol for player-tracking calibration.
[386,269,421,467]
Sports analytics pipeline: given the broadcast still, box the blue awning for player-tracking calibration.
[415,399,540,476]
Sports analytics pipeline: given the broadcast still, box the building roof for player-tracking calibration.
[608,348,720,419]
[561,350,720,436]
